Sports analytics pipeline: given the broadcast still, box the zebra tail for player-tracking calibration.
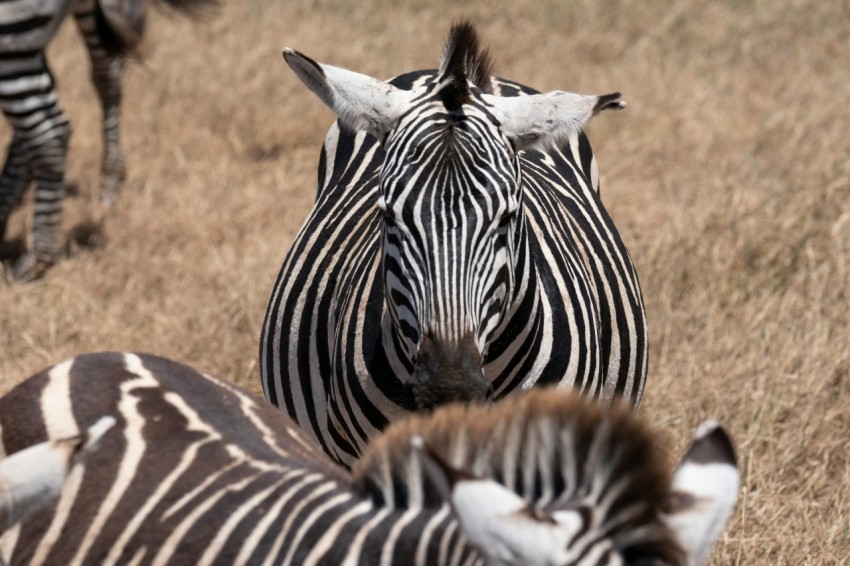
[94,0,144,58]
[94,0,219,59]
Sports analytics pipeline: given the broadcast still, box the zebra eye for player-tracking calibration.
[497,209,516,229]
[498,198,519,229]
[377,196,397,226]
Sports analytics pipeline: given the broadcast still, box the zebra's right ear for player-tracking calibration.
[283,48,415,140]
[663,421,740,565]
[0,416,115,532]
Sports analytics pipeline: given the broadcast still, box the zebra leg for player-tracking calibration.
[0,138,31,242]
[91,55,126,207]
[10,128,71,282]
[74,5,127,207]
[0,51,71,282]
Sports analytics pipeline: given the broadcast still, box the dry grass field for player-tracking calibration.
[1,0,848,562]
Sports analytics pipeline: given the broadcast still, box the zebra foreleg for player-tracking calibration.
[90,54,126,208]
[9,130,71,282]
[73,3,128,208]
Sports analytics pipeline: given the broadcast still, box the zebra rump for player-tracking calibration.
[0,352,737,565]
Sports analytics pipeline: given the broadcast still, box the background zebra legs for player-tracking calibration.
[0,0,215,281]
[74,4,127,207]
[0,57,71,282]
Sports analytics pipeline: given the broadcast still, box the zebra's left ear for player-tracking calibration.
[0,416,115,532]
[482,91,625,151]
[412,436,571,565]
[283,48,416,140]
[663,421,740,566]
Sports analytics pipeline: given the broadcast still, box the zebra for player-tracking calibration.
[261,21,648,467]
[0,352,738,565]
[0,0,215,282]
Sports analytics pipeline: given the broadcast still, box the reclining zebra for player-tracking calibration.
[0,352,738,564]
[0,0,216,282]
[261,21,648,467]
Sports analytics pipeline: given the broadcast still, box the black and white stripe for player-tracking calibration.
[0,352,738,565]
[261,22,647,467]
[0,0,214,281]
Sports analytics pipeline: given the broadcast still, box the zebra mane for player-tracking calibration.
[352,389,683,562]
[436,20,494,110]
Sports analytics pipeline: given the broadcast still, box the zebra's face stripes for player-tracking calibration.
[378,95,523,406]
[283,28,624,409]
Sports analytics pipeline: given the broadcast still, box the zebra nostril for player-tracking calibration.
[410,333,489,410]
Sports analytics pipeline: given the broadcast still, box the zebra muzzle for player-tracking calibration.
[409,333,492,411]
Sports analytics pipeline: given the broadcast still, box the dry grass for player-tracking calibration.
[1,0,848,562]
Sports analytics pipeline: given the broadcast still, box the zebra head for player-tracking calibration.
[414,420,739,566]
[283,22,625,410]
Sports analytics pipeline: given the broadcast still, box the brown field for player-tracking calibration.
[1,0,848,562]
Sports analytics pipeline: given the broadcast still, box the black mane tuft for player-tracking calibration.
[437,20,494,110]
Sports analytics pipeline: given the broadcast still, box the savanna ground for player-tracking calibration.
[1,0,848,562]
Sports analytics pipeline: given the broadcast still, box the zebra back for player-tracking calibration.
[0,353,736,565]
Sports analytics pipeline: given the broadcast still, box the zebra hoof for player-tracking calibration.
[5,253,52,283]
[100,193,118,210]
[100,161,127,210]
[99,183,123,210]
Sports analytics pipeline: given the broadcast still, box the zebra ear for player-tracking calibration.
[663,421,740,566]
[0,416,115,532]
[482,91,626,151]
[412,436,571,564]
[283,48,416,139]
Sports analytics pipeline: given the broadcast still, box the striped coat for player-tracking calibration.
[0,352,738,565]
[262,22,647,467]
